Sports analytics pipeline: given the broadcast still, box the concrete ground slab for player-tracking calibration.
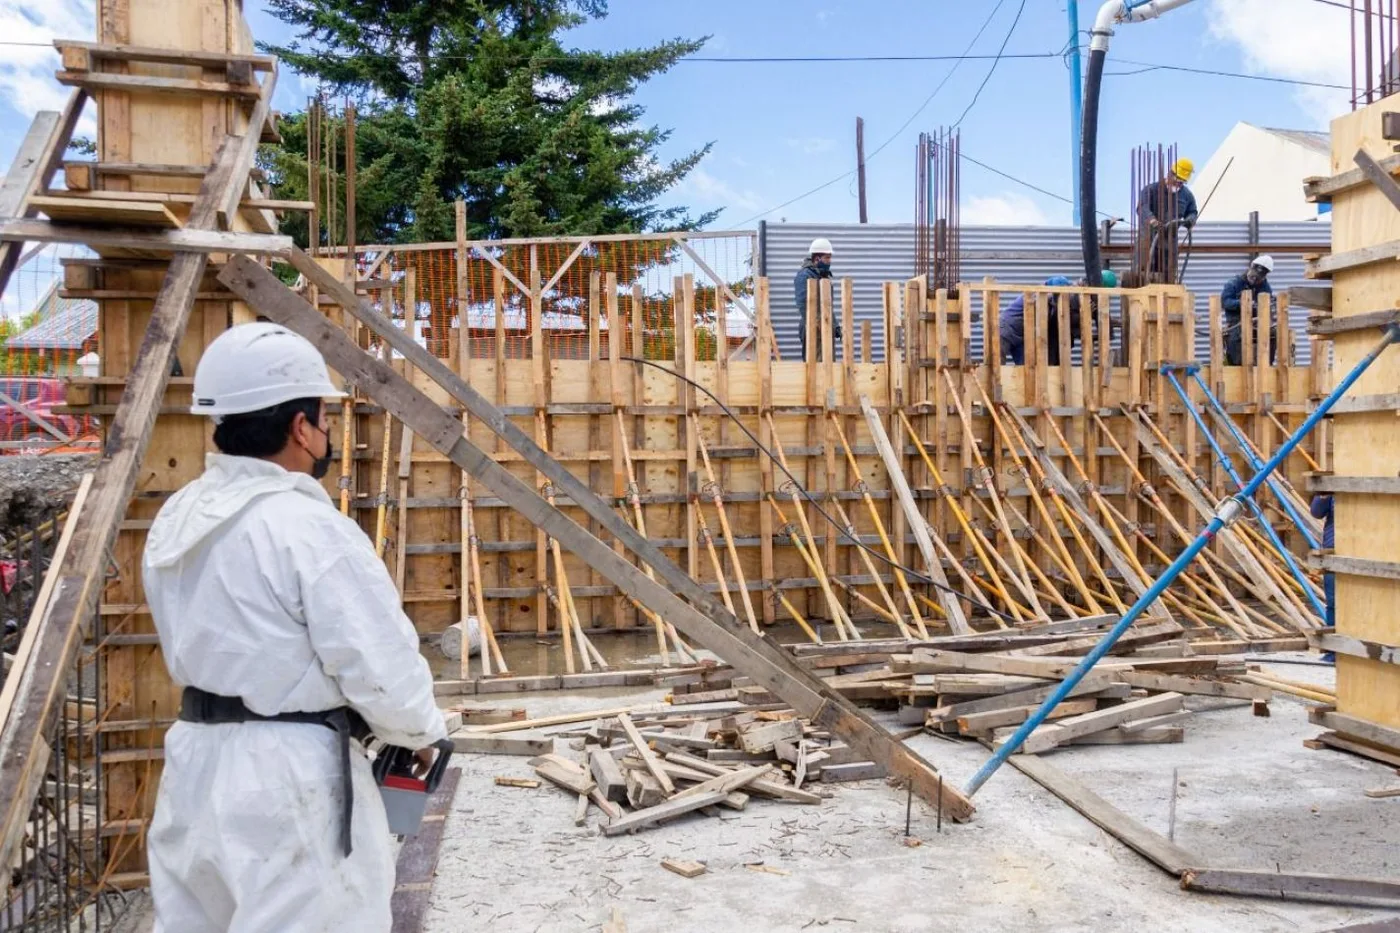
[423,658,1400,933]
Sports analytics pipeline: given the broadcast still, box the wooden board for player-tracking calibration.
[1327,93,1400,737]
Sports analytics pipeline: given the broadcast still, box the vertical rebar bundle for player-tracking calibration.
[914,129,960,294]
[1129,142,1179,286]
[1352,0,1400,106]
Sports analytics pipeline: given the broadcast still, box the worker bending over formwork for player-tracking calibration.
[999,270,1118,365]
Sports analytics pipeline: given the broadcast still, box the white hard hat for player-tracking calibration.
[191,321,345,419]
[808,237,833,256]
[1252,254,1275,272]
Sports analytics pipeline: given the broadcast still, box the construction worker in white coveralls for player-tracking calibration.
[142,322,447,932]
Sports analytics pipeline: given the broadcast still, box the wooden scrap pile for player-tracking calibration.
[497,707,876,835]
[779,619,1282,752]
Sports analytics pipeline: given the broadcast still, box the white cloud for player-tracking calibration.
[684,167,764,213]
[963,192,1050,226]
[1205,0,1352,127]
[0,1,96,135]
[785,136,835,155]
[815,11,833,25]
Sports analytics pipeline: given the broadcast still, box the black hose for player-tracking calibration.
[1177,222,1194,282]
[1080,46,1107,286]
[621,355,1020,624]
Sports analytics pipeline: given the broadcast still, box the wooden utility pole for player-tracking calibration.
[344,99,356,280]
[856,116,868,224]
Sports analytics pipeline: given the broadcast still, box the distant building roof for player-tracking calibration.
[4,283,97,350]
[1259,126,1330,156]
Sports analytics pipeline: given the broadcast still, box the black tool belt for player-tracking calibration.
[179,686,370,857]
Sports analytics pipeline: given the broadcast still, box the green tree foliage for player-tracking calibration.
[259,1,717,246]
[0,311,43,376]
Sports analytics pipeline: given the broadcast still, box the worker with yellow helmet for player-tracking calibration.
[1136,158,1198,281]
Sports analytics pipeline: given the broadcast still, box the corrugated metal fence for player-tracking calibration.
[760,221,1332,364]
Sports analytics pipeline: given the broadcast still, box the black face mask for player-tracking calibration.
[309,423,335,481]
[815,261,831,275]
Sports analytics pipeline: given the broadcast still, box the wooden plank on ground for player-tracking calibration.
[1010,693,1185,755]
[1008,754,1196,875]
[1310,709,1400,752]
[590,748,627,802]
[601,790,727,836]
[618,713,676,795]
[1179,869,1400,909]
[661,858,708,878]
[389,768,460,933]
[450,733,551,756]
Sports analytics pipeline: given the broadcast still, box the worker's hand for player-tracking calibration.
[413,746,437,777]
[1148,217,1159,228]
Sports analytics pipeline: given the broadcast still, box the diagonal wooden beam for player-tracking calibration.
[471,246,529,296]
[860,395,970,634]
[223,252,976,823]
[0,136,251,873]
[1354,148,1400,213]
[673,236,755,323]
[540,239,590,295]
[0,90,89,299]
[216,65,278,229]
[0,390,72,444]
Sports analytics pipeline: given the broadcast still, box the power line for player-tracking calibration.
[951,0,1028,130]
[682,52,1057,63]
[734,0,1013,227]
[1309,0,1397,17]
[1108,58,1350,89]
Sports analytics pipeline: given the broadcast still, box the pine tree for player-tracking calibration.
[259,1,716,245]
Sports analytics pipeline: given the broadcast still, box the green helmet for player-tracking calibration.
[1099,269,1119,288]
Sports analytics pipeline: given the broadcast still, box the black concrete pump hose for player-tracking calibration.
[1080,45,1107,287]
[622,355,1019,624]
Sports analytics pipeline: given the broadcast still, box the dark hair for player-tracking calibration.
[212,397,322,458]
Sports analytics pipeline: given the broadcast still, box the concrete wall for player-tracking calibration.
[1193,123,1332,223]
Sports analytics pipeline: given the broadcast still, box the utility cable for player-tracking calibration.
[621,355,1020,624]
[734,0,1012,227]
[950,0,1028,130]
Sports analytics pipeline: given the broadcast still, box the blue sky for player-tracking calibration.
[0,0,1353,234]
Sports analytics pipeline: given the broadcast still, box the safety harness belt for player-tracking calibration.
[178,686,370,856]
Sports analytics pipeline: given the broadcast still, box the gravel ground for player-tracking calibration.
[0,454,93,539]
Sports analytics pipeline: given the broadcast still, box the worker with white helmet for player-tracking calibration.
[794,237,841,360]
[1221,254,1276,365]
[143,322,446,932]
[1136,157,1198,282]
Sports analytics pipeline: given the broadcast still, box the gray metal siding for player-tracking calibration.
[763,221,1331,365]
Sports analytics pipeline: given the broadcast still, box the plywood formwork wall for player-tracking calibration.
[1325,95,1400,738]
[87,0,258,880]
[353,264,1323,643]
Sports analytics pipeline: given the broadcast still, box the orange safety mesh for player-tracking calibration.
[0,246,99,453]
[361,234,756,364]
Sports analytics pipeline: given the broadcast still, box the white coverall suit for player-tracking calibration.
[142,453,447,933]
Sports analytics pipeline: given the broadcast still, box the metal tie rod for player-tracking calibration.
[964,322,1400,797]
[1160,365,1325,619]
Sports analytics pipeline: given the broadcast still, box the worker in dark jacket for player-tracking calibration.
[793,237,840,360]
[1136,158,1198,282]
[999,271,1116,366]
[1221,255,1276,365]
[1310,494,1336,659]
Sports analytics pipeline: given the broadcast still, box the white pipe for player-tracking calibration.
[1090,0,1198,52]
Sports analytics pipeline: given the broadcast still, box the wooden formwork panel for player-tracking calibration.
[377,276,1322,642]
[1327,95,1400,736]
